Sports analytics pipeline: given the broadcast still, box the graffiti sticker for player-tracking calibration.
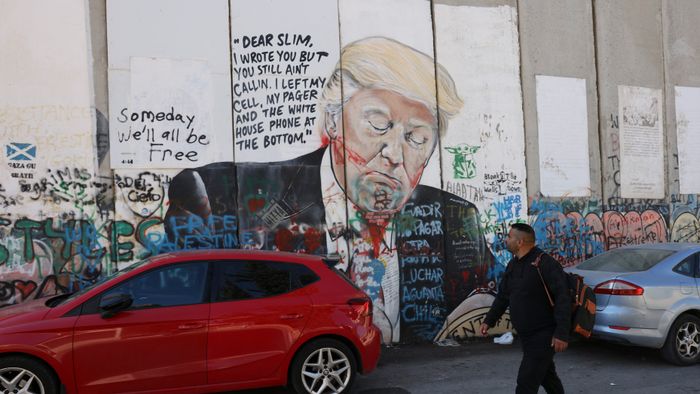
[445,144,480,179]
[6,143,36,161]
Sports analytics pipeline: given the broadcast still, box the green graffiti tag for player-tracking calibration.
[444,144,480,179]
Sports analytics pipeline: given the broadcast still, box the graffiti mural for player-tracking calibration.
[4,0,700,350]
[0,216,120,305]
[165,37,495,343]
[527,198,693,267]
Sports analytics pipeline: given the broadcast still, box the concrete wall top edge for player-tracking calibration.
[433,0,516,8]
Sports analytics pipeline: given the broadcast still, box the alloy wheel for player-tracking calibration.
[300,347,352,394]
[675,321,700,360]
[0,367,45,394]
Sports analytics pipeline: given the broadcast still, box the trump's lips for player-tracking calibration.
[363,171,402,189]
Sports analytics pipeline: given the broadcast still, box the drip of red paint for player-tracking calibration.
[367,222,386,259]
[247,197,265,213]
[304,227,321,252]
[330,137,368,167]
[274,227,294,252]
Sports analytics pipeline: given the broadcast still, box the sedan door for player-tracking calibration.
[73,262,210,394]
[207,260,314,385]
[671,253,700,297]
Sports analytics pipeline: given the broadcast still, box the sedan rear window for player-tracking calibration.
[576,248,675,272]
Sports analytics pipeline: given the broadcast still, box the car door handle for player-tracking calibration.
[280,313,304,320]
[178,322,205,330]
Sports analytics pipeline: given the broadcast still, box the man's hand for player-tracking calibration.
[551,337,568,352]
[479,323,490,336]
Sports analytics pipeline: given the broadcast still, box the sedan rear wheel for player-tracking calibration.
[290,339,357,394]
[0,356,58,394]
[662,314,700,366]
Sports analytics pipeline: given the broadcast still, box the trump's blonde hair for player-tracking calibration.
[319,36,463,136]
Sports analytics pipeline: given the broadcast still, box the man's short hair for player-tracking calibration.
[511,223,536,243]
[319,37,463,137]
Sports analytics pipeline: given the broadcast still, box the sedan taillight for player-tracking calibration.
[594,279,644,296]
[347,297,373,322]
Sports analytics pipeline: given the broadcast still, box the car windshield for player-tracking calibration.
[576,248,675,272]
[48,258,152,307]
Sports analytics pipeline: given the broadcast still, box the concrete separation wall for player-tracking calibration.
[1,0,700,344]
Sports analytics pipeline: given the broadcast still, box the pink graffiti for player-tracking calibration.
[602,210,667,249]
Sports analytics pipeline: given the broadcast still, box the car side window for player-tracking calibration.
[673,254,698,278]
[100,262,208,310]
[212,260,318,302]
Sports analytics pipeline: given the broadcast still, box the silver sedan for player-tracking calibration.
[567,243,700,365]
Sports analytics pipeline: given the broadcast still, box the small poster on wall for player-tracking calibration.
[107,0,233,169]
[536,75,590,197]
[111,57,215,168]
[618,85,664,199]
[675,86,700,195]
[230,0,340,163]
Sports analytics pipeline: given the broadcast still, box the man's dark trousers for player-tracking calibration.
[516,329,564,394]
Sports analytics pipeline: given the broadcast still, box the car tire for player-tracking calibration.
[0,355,59,394]
[661,314,700,366]
[290,338,357,394]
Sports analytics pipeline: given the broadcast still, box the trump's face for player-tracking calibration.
[329,88,438,214]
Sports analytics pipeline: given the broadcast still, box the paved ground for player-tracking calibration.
[234,337,700,393]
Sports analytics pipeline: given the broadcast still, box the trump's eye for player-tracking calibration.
[406,127,431,148]
[366,113,392,133]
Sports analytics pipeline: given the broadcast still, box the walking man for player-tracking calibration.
[480,223,570,394]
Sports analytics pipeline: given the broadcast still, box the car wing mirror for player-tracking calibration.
[99,292,133,318]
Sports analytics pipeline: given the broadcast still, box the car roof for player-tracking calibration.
[153,248,328,264]
[613,242,700,252]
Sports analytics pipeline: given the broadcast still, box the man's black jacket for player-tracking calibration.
[484,247,571,341]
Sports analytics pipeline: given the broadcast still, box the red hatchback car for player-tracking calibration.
[0,250,381,394]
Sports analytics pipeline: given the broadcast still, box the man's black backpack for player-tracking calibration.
[533,254,596,339]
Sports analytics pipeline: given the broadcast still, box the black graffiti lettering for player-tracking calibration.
[233,98,259,113]
[257,64,283,75]
[262,106,283,117]
[239,51,275,64]
[233,79,269,95]
[148,143,198,162]
[263,132,305,147]
[235,138,258,151]
[117,107,195,128]
[127,189,162,203]
[280,77,326,90]
[232,66,254,80]
[185,129,209,145]
[242,34,274,48]
[266,93,280,105]
[230,33,328,154]
[276,33,312,47]
[299,50,329,63]
[282,89,317,102]
[275,50,297,62]
[268,116,300,131]
[235,122,264,138]
[285,63,309,75]
[235,110,258,124]
[288,104,315,115]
